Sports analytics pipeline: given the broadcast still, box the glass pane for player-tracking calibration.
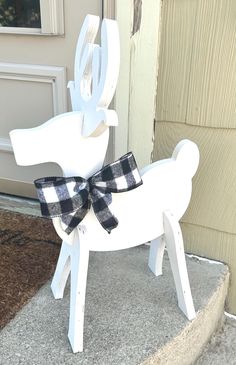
[0,0,41,28]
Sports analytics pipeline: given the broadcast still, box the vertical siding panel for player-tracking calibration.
[186,0,236,128]
[156,0,198,123]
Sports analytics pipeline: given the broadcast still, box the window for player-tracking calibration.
[0,0,41,28]
[0,0,64,35]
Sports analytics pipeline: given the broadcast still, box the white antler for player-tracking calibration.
[68,15,120,137]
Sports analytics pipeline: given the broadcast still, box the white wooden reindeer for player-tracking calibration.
[10,15,199,353]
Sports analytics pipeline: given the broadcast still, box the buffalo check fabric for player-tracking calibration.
[34,152,143,235]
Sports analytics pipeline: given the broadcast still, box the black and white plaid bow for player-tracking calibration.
[34,152,142,235]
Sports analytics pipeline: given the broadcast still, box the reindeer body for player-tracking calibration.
[11,111,198,253]
[50,138,198,253]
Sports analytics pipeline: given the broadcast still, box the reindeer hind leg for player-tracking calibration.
[163,210,196,321]
[148,236,165,276]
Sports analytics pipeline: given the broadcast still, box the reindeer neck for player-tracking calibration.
[58,129,109,179]
[61,158,106,179]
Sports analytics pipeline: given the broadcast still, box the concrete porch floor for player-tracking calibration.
[0,244,229,365]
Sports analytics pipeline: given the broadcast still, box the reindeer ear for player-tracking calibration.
[172,139,200,178]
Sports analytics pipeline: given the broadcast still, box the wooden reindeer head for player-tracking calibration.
[10,15,120,178]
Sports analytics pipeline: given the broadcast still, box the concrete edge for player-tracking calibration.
[140,268,230,365]
[0,194,40,217]
[195,315,236,364]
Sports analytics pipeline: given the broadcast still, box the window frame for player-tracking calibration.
[0,0,64,35]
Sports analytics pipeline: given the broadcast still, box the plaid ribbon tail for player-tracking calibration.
[89,190,118,233]
[99,215,118,233]
[61,199,91,235]
[89,152,143,233]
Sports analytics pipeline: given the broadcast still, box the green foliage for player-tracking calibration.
[0,0,41,28]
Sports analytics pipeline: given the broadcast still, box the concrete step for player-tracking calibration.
[195,315,236,364]
[0,245,229,365]
[0,194,40,217]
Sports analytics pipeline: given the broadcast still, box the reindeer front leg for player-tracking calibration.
[51,217,74,299]
[51,240,71,299]
[68,229,90,353]
[50,219,90,352]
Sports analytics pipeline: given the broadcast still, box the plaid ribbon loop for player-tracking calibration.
[34,152,143,235]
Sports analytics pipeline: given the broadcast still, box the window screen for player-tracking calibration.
[0,0,41,28]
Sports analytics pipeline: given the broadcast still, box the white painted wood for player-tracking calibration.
[163,210,196,320]
[68,230,89,353]
[51,239,71,299]
[11,120,199,350]
[10,15,198,352]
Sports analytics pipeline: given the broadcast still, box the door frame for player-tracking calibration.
[104,0,162,168]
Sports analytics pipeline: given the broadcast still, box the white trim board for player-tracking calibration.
[0,138,13,152]
[0,192,40,216]
[115,1,162,168]
[225,312,236,320]
[0,27,41,35]
[0,62,67,115]
[103,0,116,19]
[40,0,64,35]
